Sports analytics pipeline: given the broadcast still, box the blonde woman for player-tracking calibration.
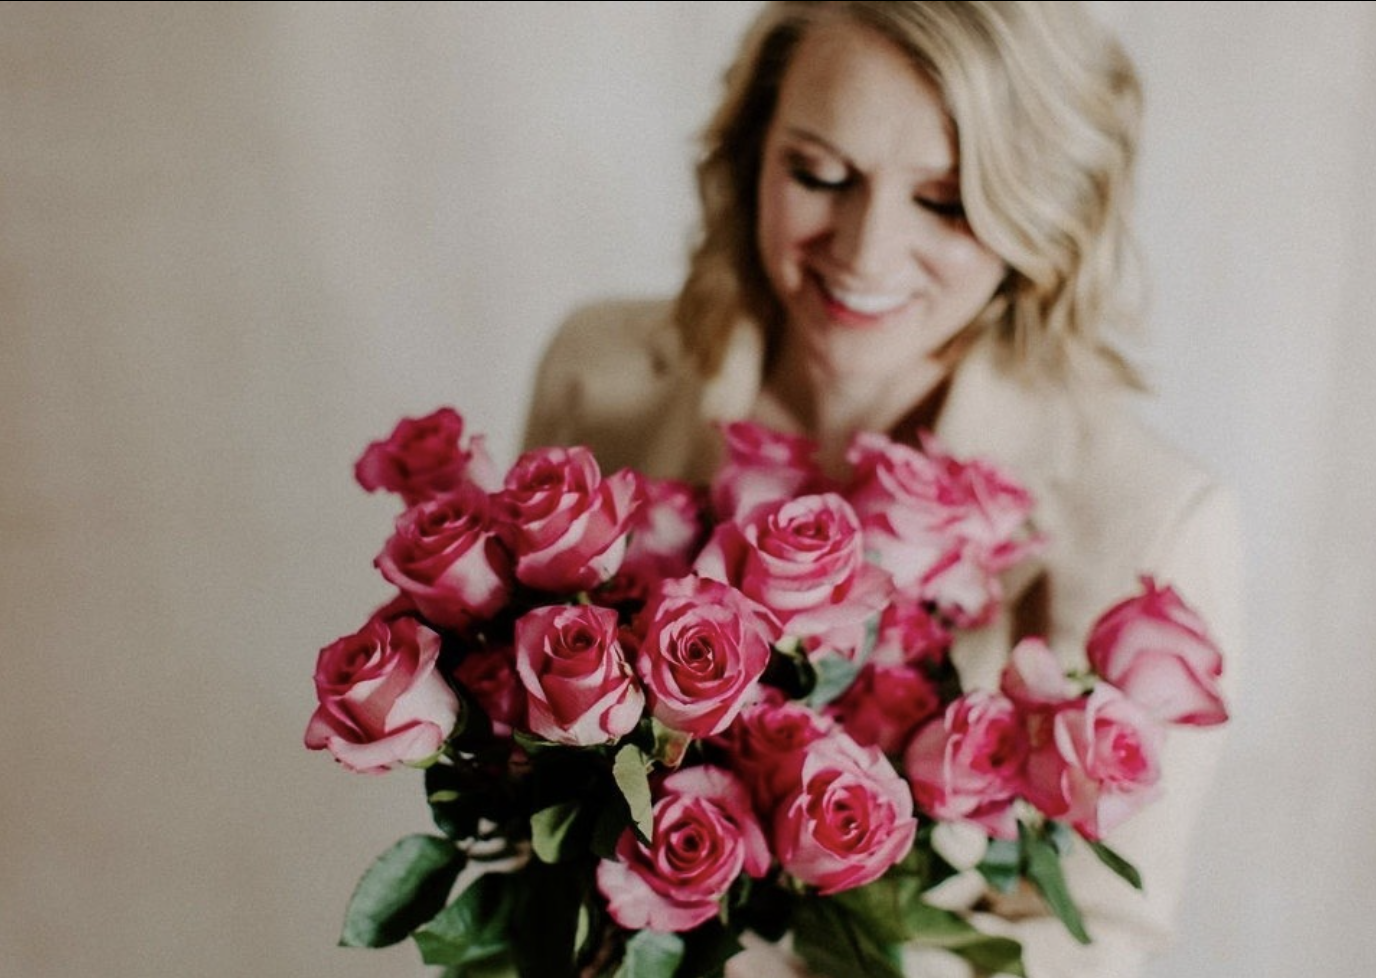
[525,3,1241,975]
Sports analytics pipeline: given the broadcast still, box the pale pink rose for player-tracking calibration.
[1022,684,1163,840]
[774,731,918,894]
[714,696,837,813]
[710,420,831,523]
[1000,637,1082,711]
[452,644,524,738]
[498,446,643,594]
[513,604,643,746]
[903,691,1028,839]
[605,477,709,603]
[870,593,951,668]
[375,484,514,631]
[826,663,942,757]
[845,431,1040,626]
[694,492,893,639]
[635,576,780,738]
[305,613,460,774]
[355,407,498,505]
[598,766,771,932]
[1086,577,1228,727]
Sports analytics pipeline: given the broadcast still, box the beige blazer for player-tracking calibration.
[524,299,1243,978]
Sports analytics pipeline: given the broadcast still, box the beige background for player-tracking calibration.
[2,3,1373,977]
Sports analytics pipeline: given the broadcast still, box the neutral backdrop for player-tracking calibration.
[2,3,1372,977]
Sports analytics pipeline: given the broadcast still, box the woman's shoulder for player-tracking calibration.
[538,296,680,368]
[522,297,691,465]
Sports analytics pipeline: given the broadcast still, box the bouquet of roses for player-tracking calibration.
[305,407,1229,978]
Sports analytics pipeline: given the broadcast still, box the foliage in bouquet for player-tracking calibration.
[305,407,1230,978]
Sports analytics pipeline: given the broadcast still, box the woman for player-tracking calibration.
[525,2,1241,976]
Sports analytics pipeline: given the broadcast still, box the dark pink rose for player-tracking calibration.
[513,604,643,746]
[826,663,942,756]
[452,644,524,738]
[903,691,1028,839]
[498,446,643,593]
[1022,685,1163,840]
[606,477,709,603]
[597,766,770,932]
[375,484,514,631]
[845,431,1039,626]
[710,420,830,523]
[635,576,780,738]
[355,407,498,505]
[305,613,459,774]
[694,492,893,639]
[774,731,917,894]
[999,637,1082,711]
[714,696,837,814]
[1086,577,1228,727]
[870,593,951,668]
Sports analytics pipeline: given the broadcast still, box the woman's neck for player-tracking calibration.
[756,341,954,473]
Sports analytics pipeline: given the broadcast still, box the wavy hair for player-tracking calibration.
[673,0,1145,386]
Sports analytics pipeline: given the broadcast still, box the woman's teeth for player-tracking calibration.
[824,284,910,316]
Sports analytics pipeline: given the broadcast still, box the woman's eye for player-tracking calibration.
[789,165,850,192]
[916,197,967,221]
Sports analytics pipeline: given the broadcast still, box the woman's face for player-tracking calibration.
[756,21,1006,380]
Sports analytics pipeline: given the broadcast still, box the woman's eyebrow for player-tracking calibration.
[780,125,957,179]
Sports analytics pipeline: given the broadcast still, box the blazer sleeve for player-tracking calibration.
[965,480,1244,978]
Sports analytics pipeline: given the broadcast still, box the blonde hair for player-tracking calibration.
[673,0,1145,386]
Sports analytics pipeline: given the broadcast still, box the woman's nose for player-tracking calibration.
[828,189,910,282]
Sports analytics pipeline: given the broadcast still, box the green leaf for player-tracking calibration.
[340,835,465,948]
[613,743,654,844]
[805,653,861,709]
[413,873,514,966]
[532,801,583,864]
[1019,822,1091,945]
[791,895,904,978]
[977,837,1023,893]
[1088,839,1144,891]
[613,930,685,977]
[651,718,694,769]
[831,877,919,945]
[900,902,1025,976]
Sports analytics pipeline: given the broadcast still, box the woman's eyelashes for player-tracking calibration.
[788,161,851,192]
[786,155,966,222]
[916,196,966,220]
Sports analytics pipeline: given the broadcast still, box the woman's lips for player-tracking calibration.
[813,273,914,326]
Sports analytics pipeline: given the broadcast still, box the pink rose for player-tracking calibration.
[1000,637,1082,711]
[606,477,709,603]
[903,691,1028,839]
[694,493,893,639]
[375,484,514,631]
[597,766,770,932]
[1022,684,1163,840]
[452,644,524,738]
[845,431,1039,626]
[710,420,830,523]
[774,730,918,894]
[635,576,780,738]
[870,593,951,668]
[714,696,837,813]
[355,407,498,505]
[826,663,942,756]
[304,613,460,774]
[498,446,643,594]
[513,604,643,746]
[1086,577,1228,727]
